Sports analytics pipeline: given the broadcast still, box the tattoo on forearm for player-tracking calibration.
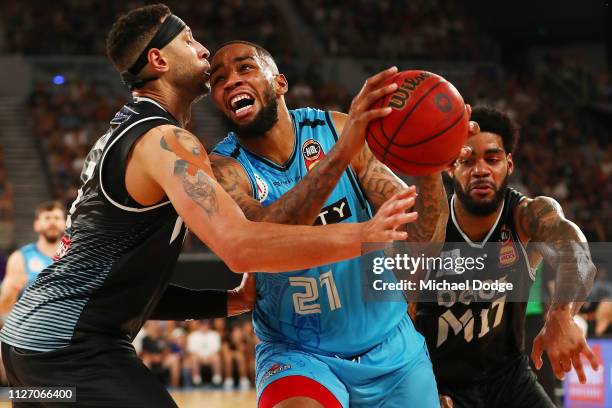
[159,128,219,217]
[359,149,447,243]
[360,153,403,210]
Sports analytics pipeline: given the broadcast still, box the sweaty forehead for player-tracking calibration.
[466,132,505,154]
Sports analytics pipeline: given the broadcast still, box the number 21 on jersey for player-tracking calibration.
[289,271,341,315]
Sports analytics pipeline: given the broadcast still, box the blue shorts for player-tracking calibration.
[256,316,439,408]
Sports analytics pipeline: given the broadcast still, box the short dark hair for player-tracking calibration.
[470,106,520,154]
[35,201,65,219]
[106,3,171,72]
[214,40,279,74]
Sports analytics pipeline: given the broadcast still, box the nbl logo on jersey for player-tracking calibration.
[302,139,325,172]
[499,226,518,267]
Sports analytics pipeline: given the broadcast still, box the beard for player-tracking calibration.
[223,88,279,140]
[42,229,63,244]
[453,174,508,216]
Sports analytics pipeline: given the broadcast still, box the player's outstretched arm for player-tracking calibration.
[0,251,28,314]
[517,196,598,383]
[135,125,417,273]
[211,66,399,225]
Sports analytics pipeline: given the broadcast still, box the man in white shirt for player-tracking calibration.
[186,319,222,386]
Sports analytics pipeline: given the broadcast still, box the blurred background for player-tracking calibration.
[0,0,610,406]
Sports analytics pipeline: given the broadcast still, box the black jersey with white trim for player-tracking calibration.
[415,188,534,385]
[0,97,188,351]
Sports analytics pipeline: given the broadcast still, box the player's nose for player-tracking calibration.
[472,159,491,176]
[197,43,210,60]
[224,71,244,91]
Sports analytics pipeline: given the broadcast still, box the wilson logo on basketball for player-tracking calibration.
[388,72,433,109]
[302,139,325,171]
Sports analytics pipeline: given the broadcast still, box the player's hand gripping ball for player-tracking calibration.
[366,70,469,176]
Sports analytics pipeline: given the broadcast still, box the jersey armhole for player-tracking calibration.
[514,196,536,281]
[99,117,172,213]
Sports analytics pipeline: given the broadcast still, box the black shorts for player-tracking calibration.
[2,338,178,408]
[437,355,555,408]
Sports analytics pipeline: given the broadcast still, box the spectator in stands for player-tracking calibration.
[186,320,222,387]
[140,321,181,388]
[220,322,250,390]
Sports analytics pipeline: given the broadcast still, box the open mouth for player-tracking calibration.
[230,93,255,116]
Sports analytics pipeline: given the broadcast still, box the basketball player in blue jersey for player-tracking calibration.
[209,41,476,408]
[0,201,65,314]
[414,106,599,408]
[0,5,417,406]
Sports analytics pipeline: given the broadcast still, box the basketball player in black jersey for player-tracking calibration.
[0,5,418,407]
[414,106,598,408]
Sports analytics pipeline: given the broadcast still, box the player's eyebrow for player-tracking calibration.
[233,55,256,63]
[484,148,506,155]
[210,54,256,77]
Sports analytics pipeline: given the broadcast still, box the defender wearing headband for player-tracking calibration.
[0,4,417,406]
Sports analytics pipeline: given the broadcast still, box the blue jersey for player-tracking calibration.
[214,108,420,357]
[19,243,53,287]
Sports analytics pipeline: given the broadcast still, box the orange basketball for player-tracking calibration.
[366,70,469,176]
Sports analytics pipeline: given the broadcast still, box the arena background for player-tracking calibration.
[0,1,609,407]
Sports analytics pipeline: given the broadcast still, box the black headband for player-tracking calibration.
[121,14,187,90]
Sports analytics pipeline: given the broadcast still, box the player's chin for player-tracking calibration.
[469,192,496,205]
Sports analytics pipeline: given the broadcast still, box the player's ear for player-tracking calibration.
[507,153,514,175]
[274,74,288,96]
[148,48,170,74]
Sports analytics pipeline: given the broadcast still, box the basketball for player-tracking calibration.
[366,70,469,176]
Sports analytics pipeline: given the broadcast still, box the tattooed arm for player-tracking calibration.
[517,196,596,313]
[332,112,448,245]
[127,125,414,273]
[516,196,599,383]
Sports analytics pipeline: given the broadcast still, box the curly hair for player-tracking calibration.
[106,3,171,72]
[470,106,520,154]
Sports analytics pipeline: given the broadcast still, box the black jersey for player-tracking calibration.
[415,188,534,385]
[0,97,188,351]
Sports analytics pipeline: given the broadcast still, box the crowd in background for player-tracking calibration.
[292,0,498,60]
[134,317,257,389]
[1,0,294,58]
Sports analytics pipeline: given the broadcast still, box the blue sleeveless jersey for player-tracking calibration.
[213,108,419,357]
[19,243,53,287]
